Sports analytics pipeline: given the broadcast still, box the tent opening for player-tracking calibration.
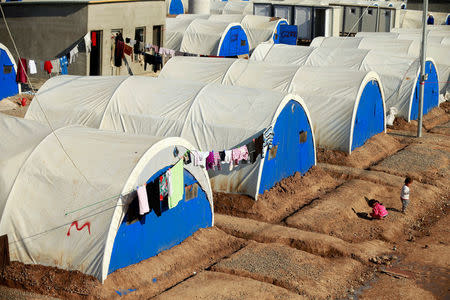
[218,25,249,56]
[410,60,439,121]
[169,0,184,15]
[258,100,315,194]
[108,167,212,274]
[352,80,385,151]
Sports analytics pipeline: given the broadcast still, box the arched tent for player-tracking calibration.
[160,56,385,153]
[0,43,20,100]
[251,44,440,122]
[166,0,185,14]
[209,14,289,50]
[209,0,227,14]
[311,36,449,97]
[26,75,316,200]
[398,10,450,28]
[166,18,249,56]
[0,113,213,283]
[222,1,253,15]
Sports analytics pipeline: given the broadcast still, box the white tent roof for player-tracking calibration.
[166,18,247,55]
[26,75,312,199]
[189,14,287,50]
[0,113,212,283]
[0,43,21,94]
[398,10,450,28]
[222,1,253,15]
[209,0,227,14]
[251,43,426,121]
[311,36,450,96]
[160,56,386,152]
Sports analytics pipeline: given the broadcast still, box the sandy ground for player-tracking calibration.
[0,97,448,298]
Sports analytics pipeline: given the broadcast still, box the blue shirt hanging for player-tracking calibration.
[60,56,68,75]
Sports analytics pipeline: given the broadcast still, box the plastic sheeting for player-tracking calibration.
[166,18,249,55]
[0,113,213,283]
[160,56,386,153]
[398,10,450,28]
[26,75,315,199]
[0,43,20,100]
[252,43,438,121]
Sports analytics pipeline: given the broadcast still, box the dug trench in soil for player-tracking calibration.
[284,178,443,243]
[211,241,367,299]
[357,200,450,299]
[0,227,246,300]
[154,271,305,300]
[316,133,404,169]
[214,214,391,263]
[213,166,342,223]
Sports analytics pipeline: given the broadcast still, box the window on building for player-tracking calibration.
[135,27,146,44]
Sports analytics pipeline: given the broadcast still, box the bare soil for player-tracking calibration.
[0,94,33,118]
[213,166,341,223]
[317,133,404,169]
[387,104,450,132]
[154,271,305,300]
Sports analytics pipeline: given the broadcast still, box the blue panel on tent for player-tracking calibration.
[168,0,184,15]
[427,15,434,25]
[108,167,212,275]
[258,100,315,194]
[277,24,298,45]
[352,80,384,151]
[0,49,19,100]
[273,20,288,44]
[218,25,249,57]
[446,15,450,25]
[410,61,439,121]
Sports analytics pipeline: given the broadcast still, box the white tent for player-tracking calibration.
[398,10,450,28]
[0,43,20,99]
[186,14,289,50]
[251,43,439,121]
[165,18,250,56]
[311,36,449,97]
[0,113,213,283]
[160,56,386,153]
[222,1,253,15]
[26,75,316,200]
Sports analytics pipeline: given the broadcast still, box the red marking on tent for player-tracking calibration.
[67,221,91,236]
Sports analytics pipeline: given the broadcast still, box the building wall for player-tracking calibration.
[88,1,166,76]
[0,4,88,78]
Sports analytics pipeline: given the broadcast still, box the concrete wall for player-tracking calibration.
[88,1,166,76]
[0,4,88,78]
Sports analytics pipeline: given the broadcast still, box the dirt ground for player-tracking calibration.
[0,99,448,299]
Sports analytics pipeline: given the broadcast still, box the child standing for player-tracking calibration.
[401,177,413,213]
[368,199,388,219]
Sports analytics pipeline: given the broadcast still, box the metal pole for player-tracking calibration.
[417,0,428,137]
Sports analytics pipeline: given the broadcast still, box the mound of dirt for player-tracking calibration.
[154,271,304,300]
[317,133,404,169]
[0,94,33,118]
[429,121,450,136]
[212,242,365,299]
[213,166,341,223]
[387,104,450,132]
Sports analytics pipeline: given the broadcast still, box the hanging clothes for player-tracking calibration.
[192,151,209,168]
[137,184,150,215]
[28,60,37,75]
[16,58,27,83]
[213,152,222,170]
[124,44,133,57]
[168,159,184,209]
[232,145,249,165]
[114,34,125,67]
[51,59,60,74]
[159,172,169,201]
[153,54,163,72]
[44,60,53,74]
[59,56,68,75]
[206,151,215,170]
[69,46,79,64]
[84,33,92,52]
[91,31,97,47]
[147,179,161,217]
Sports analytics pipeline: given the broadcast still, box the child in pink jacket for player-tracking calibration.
[368,199,388,220]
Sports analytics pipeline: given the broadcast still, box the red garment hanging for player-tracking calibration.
[44,61,53,74]
[16,58,28,83]
[92,32,97,47]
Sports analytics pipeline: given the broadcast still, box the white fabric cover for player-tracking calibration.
[26,75,312,199]
[311,36,450,97]
[399,10,450,28]
[251,43,425,121]
[160,56,385,152]
[0,43,21,94]
[222,1,253,15]
[165,18,193,51]
[209,0,227,14]
[0,113,213,283]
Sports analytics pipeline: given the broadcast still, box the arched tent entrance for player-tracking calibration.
[251,43,439,122]
[160,57,386,153]
[26,75,316,199]
[0,43,20,100]
[166,18,249,56]
[167,0,184,14]
[0,113,213,283]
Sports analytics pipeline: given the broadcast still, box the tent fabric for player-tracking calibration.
[222,1,253,15]
[398,10,450,28]
[166,18,249,56]
[189,14,288,50]
[160,56,386,153]
[251,43,439,122]
[0,113,213,283]
[26,75,315,199]
[0,43,20,100]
